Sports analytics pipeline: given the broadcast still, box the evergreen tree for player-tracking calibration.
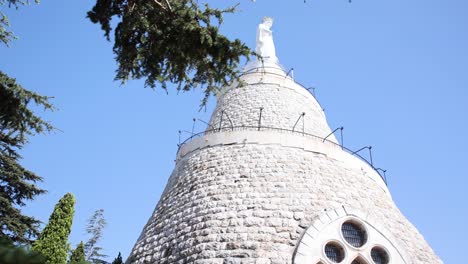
[32,193,75,264]
[85,209,108,263]
[87,0,252,106]
[1,0,39,45]
[0,72,53,244]
[111,252,123,264]
[69,241,86,263]
[0,236,45,264]
[1,0,53,244]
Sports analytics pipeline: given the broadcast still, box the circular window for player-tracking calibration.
[351,257,368,264]
[324,242,345,263]
[371,247,389,264]
[341,220,367,247]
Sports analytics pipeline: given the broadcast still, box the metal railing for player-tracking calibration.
[177,125,387,185]
[176,66,388,185]
[236,66,323,109]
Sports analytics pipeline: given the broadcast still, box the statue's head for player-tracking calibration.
[262,17,274,28]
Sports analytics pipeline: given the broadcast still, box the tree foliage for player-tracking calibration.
[0,236,45,264]
[32,193,75,264]
[87,0,253,106]
[0,71,53,244]
[111,252,123,264]
[1,0,53,245]
[84,209,107,263]
[0,0,40,46]
[69,241,87,264]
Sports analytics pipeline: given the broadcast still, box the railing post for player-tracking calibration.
[292,112,305,132]
[307,87,316,97]
[258,107,263,131]
[191,118,196,135]
[323,127,344,144]
[376,168,388,185]
[219,110,224,132]
[351,146,370,156]
[178,130,181,147]
[351,146,375,168]
[340,127,344,150]
[285,68,294,79]
[197,118,214,131]
[221,111,234,131]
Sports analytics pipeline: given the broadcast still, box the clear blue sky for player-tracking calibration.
[1,0,467,262]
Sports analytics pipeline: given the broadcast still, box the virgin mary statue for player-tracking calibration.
[256,17,278,64]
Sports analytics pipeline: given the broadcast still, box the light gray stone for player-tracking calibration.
[127,69,441,264]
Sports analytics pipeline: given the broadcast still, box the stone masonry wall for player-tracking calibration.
[207,72,337,143]
[127,69,440,264]
[128,142,441,264]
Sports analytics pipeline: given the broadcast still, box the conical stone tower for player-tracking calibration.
[127,18,441,264]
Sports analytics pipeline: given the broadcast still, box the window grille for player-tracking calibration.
[324,243,344,263]
[351,258,367,264]
[371,247,389,264]
[341,221,367,247]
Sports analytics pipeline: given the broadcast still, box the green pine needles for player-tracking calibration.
[0,237,45,264]
[69,241,86,263]
[0,71,53,243]
[87,0,253,107]
[1,0,55,245]
[0,0,40,46]
[84,209,107,263]
[32,193,76,264]
[111,252,123,264]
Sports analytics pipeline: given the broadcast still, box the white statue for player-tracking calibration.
[256,17,278,63]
